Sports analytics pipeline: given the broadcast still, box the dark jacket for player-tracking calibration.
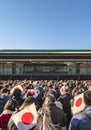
[58,93,72,116]
[48,103,67,127]
[0,95,10,114]
[58,93,72,129]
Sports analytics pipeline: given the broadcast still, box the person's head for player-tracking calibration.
[19,96,37,110]
[44,94,55,107]
[13,88,22,98]
[48,85,53,91]
[84,90,91,106]
[0,86,3,94]
[4,99,18,111]
[47,90,56,97]
[1,88,10,96]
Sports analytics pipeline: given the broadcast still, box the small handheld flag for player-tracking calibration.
[12,103,37,130]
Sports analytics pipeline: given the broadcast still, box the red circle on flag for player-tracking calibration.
[30,91,35,96]
[61,88,64,92]
[62,88,64,92]
[75,98,82,107]
[22,112,34,125]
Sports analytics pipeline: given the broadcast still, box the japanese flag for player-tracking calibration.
[60,86,65,95]
[71,93,86,115]
[30,89,40,98]
[11,103,37,130]
[23,89,40,99]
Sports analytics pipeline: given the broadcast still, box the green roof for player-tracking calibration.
[0,49,91,54]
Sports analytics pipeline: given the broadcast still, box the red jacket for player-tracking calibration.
[0,111,12,130]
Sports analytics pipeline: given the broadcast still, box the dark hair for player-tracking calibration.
[84,90,91,106]
[47,90,56,97]
[4,99,18,111]
[48,85,53,89]
[46,94,55,103]
[1,88,10,94]
[13,89,22,97]
[23,96,36,106]
[20,96,38,110]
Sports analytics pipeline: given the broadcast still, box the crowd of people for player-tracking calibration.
[0,79,91,130]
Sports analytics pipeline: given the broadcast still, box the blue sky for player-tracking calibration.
[0,0,91,49]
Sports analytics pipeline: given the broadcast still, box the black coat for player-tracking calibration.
[48,103,67,127]
[58,93,72,129]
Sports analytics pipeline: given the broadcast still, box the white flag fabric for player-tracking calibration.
[23,89,40,99]
[60,86,65,95]
[10,85,23,94]
[71,93,86,115]
[11,103,37,130]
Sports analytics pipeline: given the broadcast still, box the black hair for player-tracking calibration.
[23,96,36,106]
[1,88,10,94]
[84,91,91,106]
[46,94,55,103]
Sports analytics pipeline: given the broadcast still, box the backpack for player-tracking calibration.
[34,107,61,130]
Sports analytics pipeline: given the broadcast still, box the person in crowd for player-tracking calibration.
[36,94,67,130]
[12,88,23,107]
[35,85,44,108]
[69,90,91,130]
[0,98,18,130]
[45,94,67,126]
[8,96,38,130]
[0,88,11,114]
[0,86,3,96]
[58,86,72,130]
